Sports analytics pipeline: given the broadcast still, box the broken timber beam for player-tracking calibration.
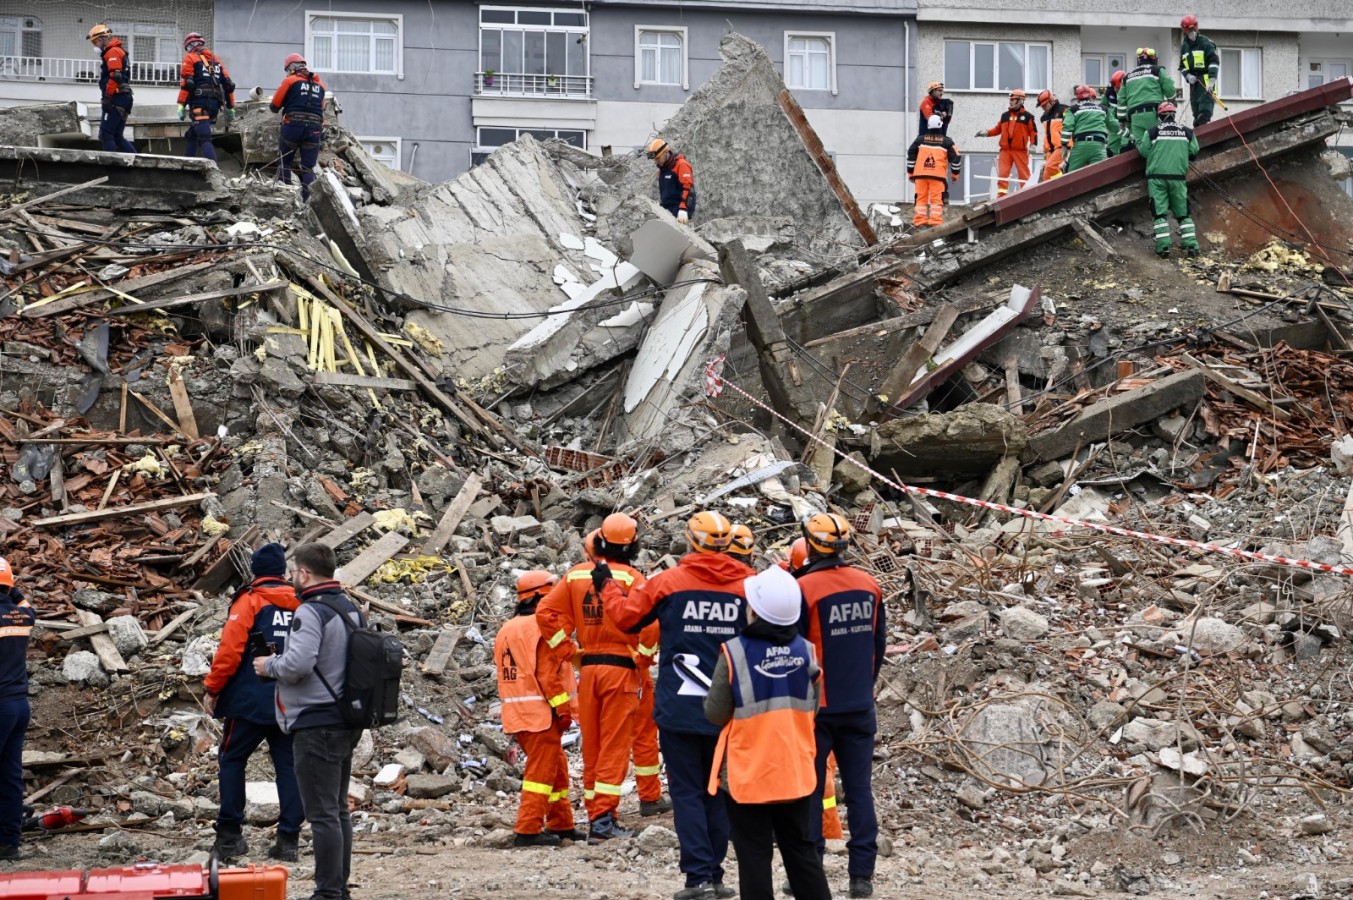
[31,492,212,528]
[872,304,959,418]
[20,258,221,318]
[775,89,877,247]
[1177,353,1293,422]
[316,512,376,550]
[103,280,288,315]
[73,611,129,674]
[311,372,418,391]
[420,627,466,676]
[423,473,483,556]
[192,525,259,593]
[338,531,410,587]
[0,176,109,221]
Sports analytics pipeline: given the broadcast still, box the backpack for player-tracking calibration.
[314,595,404,728]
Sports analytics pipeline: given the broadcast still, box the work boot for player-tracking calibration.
[640,797,673,817]
[673,884,715,900]
[547,827,588,842]
[587,812,635,844]
[212,828,248,860]
[1155,247,1171,259]
[1185,247,1200,258]
[712,883,736,898]
[781,880,794,896]
[849,878,874,898]
[514,831,562,848]
[267,830,299,862]
[0,844,20,862]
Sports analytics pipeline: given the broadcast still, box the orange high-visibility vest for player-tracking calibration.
[708,634,820,803]
[495,614,571,734]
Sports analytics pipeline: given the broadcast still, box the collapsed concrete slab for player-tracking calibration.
[859,404,1028,478]
[0,102,84,147]
[0,146,228,210]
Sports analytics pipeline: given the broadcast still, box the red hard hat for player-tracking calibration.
[1157,101,1177,116]
[183,32,205,52]
[1075,84,1097,100]
[788,538,809,572]
[0,557,12,589]
[1110,70,1126,90]
[1181,14,1199,30]
[284,53,306,71]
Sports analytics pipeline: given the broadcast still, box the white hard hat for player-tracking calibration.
[927,115,943,130]
[744,566,801,626]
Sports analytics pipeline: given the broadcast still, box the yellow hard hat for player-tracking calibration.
[645,138,670,162]
[727,523,755,558]
[686,510,733,553]
[802,512,852,556]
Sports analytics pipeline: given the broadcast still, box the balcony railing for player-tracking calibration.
[0,56,180,86]
[475,71,592,98]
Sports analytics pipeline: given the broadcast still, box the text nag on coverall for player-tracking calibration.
[536,513,654,843]
[87,25,136,154]
[271,54,327,201]
[975,89,1037,196]
[177,32,236,162]
[1062,84,1111,173]
[647,137,696,224]
[0,557,33,862]
[1036,90,1067,180]
[705,566,831,900]
[600,511,753,900]
[1139,101,1201,258]
[797,513,886,900]
[1179,15,1220,126]
[203,543,303,862]
[1119,48,1175,150]
[495,571,585,846]
[907,116,961,228]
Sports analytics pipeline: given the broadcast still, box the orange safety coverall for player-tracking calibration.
[632,644,662,802]
[537,560,655,821]
[1040,103,1067,181]
[982,109,1037,196]
[495,612,576,835]
[907,135,962,228]
[822,753,843,839]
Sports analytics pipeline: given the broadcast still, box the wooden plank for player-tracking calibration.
[422,473,483,556]
[311,372,419,391]
[103,280,288,316]
[775,89,877,246]
[73,610,129,674]
[1071,218,1118,259]
[873,304,960,416]
[420,627,466,676]
[148,606,200,645]
[1177,353,1293,423]
[31,492,211,528]
[191,525,259,593]
[127,387,192,439]
[0,176,109,221]
[166,368,200,440]
[57,621,111,641]
[21,258,220,319]
[25,768,81,805]
[338,532,410,587]
[318,511,376,550]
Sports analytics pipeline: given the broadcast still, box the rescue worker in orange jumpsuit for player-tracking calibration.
[705,566,830,900]
[177,32,235,162]
[975,89,1037,197]
[647,137,696,224]
[1037,90,1068,180]
[270,53,326,201]
[495,571,584,847]
[537,513,651,843]
[797,514,885,900]
[907,115,962,228]
[599,511,753,900]
[86,25,136,154]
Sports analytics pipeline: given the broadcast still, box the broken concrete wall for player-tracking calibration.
[0,102,83,147]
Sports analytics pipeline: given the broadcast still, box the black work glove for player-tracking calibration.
[591,561,612,594]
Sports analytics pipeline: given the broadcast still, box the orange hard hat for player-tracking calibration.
[87,24,113,43]
[0,557,12,588]
[1075,84,1097,100]
[727,523,755,558]
[927,81,944,93]
[1009,89,1026,101]
[645,138,670,163]
[686,510,733,553]
[582,528,601,563]
[517,570,557,602]
[1037,90,1054,106]
[788,537,809,572]
[802,512,852,556]
[600,513,637,546]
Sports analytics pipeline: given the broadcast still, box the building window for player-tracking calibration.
[307,12,402,76]
[1082,52,1127,90]
[785,33,836,94]
[944,40,1051,93]
[360,137,401,170]
[107,21,179,84]
[1219,47,1261,100]
[473,126,586,165]
[1307,59,1350,89]
[480,7,589,96]
[954,152,996,204]
[0,15,41,58]
[636,27,685,87]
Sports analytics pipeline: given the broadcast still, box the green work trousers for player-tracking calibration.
[1147,178,1198,254]
[1064,140,1107,173]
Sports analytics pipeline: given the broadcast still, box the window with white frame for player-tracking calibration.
[1307,59,1350,89]
[0,15,41,58]
[637,27,685,87]
[954,152,996,204]
[360,138,401,170]
[473,126,586,165]
[307,13,401,76]
[943,40,1051,93]
[1082,52,1127,89]
[1218,47,1261,99]
[107,21,179,83]
[786,33,835,93]
[480,7,588,94]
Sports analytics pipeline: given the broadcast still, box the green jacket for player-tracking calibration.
[1139,119,1199,177]
[1180,34,1220,88]
[1119,63,1175,119]
[1062,98,1111,146]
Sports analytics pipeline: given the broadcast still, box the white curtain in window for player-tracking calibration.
[374,36,395,72]
[1241,50,1261,98]
[660,39,680,84]
[808,45,828,88]
[998,43,1025,91]
[640,32,680,84]
[1027,44,1049,89]
[312,34,333,70]
[0,32,15,57]
[336,34,368,72]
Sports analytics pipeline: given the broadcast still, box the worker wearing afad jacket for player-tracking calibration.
[906,116,962,228]
[647,137,697,224]
[975,90,1037,196]
[270,54,327,201]
[600,511,753,900]
[203,543,303,862]
[1119,48,1176,150]
[1140,102,1201,258]
[1036,91,1068,180]
[87,25,136,154]
[1179,16,1220,126]
[495,571,584,847]
[177,32,236,162]
[797,513,885,900]
[706,566,830,900]
[1062,85,1111,173]
[0,558,33,862]
[536,513,654,843]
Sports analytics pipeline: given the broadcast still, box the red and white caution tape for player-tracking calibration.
[705,361,1353,579]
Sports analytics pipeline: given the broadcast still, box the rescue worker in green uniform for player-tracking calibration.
[1105,70,1127,156]
[1179,15,1220,126]
[1138,101,1200,259]
[1061,84,1111,173]
[1119,48,1175,150]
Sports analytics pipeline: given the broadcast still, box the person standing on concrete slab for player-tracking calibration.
[254,543,362,900]
[87,25,136,154]
[1062,84,1111,174]
[1119,48,1175,150]
[271,54,327,201]
[1139,101,1200,259]
[1179,16,1220,126]
[1036,90,1068,180]
[204,542,303,862]
[975,90,1036,196]
[646,137,696,224]
[0,558,33,862]
[919,81,953,137]
[796,513,885,899]
[177,32,235,163]
[907,115,961,228]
